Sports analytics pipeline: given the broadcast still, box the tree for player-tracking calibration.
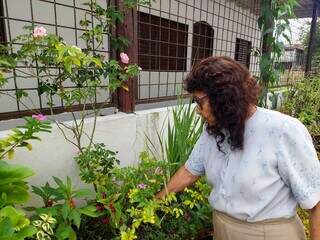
[299,20,320,69]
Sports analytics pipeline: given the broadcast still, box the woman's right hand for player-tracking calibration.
[155,165,199,199]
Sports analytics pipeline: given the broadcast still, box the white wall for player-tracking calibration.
[0,106,174,205]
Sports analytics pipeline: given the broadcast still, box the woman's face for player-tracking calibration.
[193,90,215,125]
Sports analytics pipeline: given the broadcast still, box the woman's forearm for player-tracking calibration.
[310,201,320,240]
[156,165,199,199]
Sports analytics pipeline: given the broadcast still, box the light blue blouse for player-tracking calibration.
[185,107,320,222]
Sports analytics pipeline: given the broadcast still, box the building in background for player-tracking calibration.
[279,44,305,70]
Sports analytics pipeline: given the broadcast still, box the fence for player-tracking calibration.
[0,0,313,120]
[136,0,261,103]
[0,0,112,120]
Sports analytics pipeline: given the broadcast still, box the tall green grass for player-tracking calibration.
[146,99,204,175]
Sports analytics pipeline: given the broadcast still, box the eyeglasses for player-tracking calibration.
[192,95,208,109]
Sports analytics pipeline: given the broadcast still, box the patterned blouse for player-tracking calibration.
[185,107,320,222]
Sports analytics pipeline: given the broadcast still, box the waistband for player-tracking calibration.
[214,210,297,225]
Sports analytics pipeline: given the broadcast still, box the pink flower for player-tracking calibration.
[32,113,47,121]
[120,52,129,64]
[33,27,47,38]
[138,183,147,189]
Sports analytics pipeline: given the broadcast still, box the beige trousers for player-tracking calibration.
[213,211,306,240]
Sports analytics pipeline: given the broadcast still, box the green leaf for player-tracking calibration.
[7,149,14,160]
[73,188,92,198]
[0,206,31,234]
[0,160,34,184]
[78,205,105,218]
[0,217,14,237]
[15,90,28,101]
[56,225,70,240]
[52,176,66,192]
[68,209,81,229]
[13,225,37,240]
[56,225,76,240]
[31,186,46,199]
[0,184,30,204]
[91,57,102,68]
[61,203,70,220]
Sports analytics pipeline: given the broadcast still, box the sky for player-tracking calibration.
[283,18,311,44]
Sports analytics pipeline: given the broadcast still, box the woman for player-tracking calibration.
[156,56,320,240]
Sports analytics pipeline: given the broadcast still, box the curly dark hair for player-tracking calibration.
[185,56,261,151]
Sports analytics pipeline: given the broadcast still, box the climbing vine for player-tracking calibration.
[257,0,298,106]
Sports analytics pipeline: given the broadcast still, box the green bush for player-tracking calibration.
[30,177,92,240]
[282,76,320,240]
[76,152,212,240]
[282,76,320,157]
[0,116,52,240]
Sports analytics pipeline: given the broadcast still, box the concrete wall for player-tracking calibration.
[0,106,175,205]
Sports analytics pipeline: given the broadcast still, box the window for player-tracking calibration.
[191,21,214,67]
[137,11,188,71]
[295,49,305,66]
[235,38,251,69]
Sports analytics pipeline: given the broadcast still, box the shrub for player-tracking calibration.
[282,76,320,240]
[77,152,212,240]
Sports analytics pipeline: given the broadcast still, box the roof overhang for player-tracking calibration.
[294,0,320,18]
[236,0,320,18]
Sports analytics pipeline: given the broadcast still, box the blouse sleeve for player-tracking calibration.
[278,118,320,209]
[184,130,208,176]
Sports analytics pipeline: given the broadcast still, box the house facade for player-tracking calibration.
[0,0,262,120]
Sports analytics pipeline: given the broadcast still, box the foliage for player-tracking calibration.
[77,152,212,240]
[281,76,320,157]
[76,215,114,240]
[257,0,298,106]
[74,143,119,186]
[0,116,51,160]
[32,214,57,240]
[122,0,152,8]
[0,118,51,240]
[0,1,160,240]
[0,206,36,240]
[147,100,203,175]
[30,177,92,240]
[299,21,320,70]
[282,77,319,124]
[0,160,34,208]
[282,76,320,240]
